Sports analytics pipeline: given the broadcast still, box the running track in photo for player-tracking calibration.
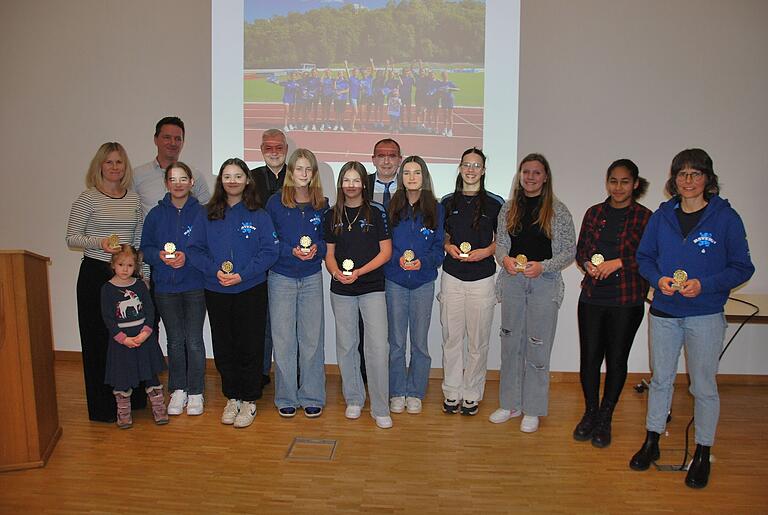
[244,102,483,164]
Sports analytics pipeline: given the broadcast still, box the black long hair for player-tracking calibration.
[606,158,648,199]
[207,158,262,220]
[449,147,490,230]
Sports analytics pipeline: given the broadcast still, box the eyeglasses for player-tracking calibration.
[676,170,705,181]
[460,162,483,170]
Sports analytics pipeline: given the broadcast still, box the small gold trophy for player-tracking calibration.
[459,242,471,258]
[590,253,605,266]
[299,235,312,255]
[164,242,177,259]
[515,254,528,272]
[672,269,688,290]
[107,233,120,250]
[403,249,416,267]
[221,260,234,274]
[342,259,354,276]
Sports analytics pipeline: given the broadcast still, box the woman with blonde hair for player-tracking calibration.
[66,142,146,422]
[490,153,575,433]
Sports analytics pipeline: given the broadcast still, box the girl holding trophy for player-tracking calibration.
[384,156,445,415]
[265,149,329,418]
[187,158,279,429]
[324,161,393,428]
[491,153,575,433]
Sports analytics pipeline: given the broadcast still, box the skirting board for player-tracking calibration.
[54,350,768,385]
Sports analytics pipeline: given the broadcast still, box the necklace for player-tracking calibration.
[344,206,361,231]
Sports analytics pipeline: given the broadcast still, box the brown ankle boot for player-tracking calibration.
[114,389,133,429]
[146,386,169,425]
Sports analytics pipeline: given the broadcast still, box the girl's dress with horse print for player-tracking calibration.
[100,279,166,390]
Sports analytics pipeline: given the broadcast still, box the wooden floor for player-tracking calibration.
[1,362,767,514]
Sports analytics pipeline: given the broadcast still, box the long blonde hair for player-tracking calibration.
[281,149,325,209]
[505,153,555,238]
[85,142,133,190]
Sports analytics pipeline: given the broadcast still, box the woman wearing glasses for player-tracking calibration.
[439,148,505,416]
[491,153,575,433]
[630,149,754,489]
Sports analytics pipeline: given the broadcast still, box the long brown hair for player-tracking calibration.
[331,161,371,235]
[207,158,262,220]
[281,149,325,209]
[449,147,491,230]
[388,156,438,230]
[505,153,555,238]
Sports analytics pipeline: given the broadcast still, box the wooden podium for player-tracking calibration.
[0,250,62,472]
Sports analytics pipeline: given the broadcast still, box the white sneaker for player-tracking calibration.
[283,125,290,132]
[221,398,240,425]
[520,415,540,433]
[372,414,393,429]
[167,389,187,416]
[390,396,405,413]
[233,401,257,428]
[186,394,204,416]
[489,408,522,424]
[405,397,422,414]
[345,405,362,419]
[311,124,317,131]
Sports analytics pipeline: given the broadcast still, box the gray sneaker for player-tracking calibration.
[221,398,240,425]
[233,401,257,428]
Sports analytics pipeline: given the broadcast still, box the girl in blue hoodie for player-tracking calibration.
[188,158,279,429]
[384,156,445,415]
[141,162,206,416]
[265,149,328,418]
[630,148,754,489]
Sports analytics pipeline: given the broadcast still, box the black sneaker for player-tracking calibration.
[303,406,323,418]
[278,406,297,418]
[442,398,460,414]
[461,400,479,416]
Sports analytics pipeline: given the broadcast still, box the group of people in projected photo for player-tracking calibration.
[66,118,753,492]
[267,60,460,136]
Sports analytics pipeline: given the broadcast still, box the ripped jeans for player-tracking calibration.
[498,272,560,416]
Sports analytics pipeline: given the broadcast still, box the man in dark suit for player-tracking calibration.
[250,128,288,387]
[366,138,402,209]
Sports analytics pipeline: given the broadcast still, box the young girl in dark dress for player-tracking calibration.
[100,245,168,429]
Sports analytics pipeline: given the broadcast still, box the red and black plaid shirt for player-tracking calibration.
[576,200,652,305]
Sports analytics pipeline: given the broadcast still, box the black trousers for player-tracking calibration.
[205,282,267,401]
[577,301,645,408]
[76,257,146,422]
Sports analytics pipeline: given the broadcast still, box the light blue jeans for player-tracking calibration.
[155,289,207,395]
[498,273,560,416]
[268,271,326,408]
[646,313,726,446]
[330,291,389,417]
[385,280,435,399]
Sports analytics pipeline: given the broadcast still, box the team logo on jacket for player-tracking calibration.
[240,221,256,238]
[183,225,192,237]
[310,214,322,226]
[693,232,716,253]
[420,227,434,238]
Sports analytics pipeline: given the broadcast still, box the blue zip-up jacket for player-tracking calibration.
[187,202,279,293]
[266,193,329,278]
[637,195,754,317]
[140,194,205,293]
[384,203,445,289]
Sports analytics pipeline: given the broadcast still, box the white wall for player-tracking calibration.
[1,0,765,374]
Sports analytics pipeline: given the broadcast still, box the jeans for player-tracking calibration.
[268,271,326,408]
[438,273,496,402]
[330,291,389,417]
[155,289,207,395]
[646,313,726,446]
[498,273,560,416]
[386,280,435,399]
[204,283,267,401]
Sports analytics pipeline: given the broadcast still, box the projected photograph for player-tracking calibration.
[244,0,485,164]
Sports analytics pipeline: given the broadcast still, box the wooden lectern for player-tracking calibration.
[0,250,62,472]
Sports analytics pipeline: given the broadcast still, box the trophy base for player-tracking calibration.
[300,249,310,255]
[342,271,353,276]
[165,253,176,259]
[515,266,525,272]
[459,253,469,258]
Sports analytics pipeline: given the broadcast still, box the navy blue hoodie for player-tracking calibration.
[637,195,754,317]
[384,203,445,289]
[141,193,205,294]
[265,193,328,278]
[187,202,279,293]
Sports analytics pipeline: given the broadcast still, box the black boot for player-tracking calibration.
[591,399,615,448]
[572,406,598,441]
[629,430,660,470]
[685,444,711,489]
